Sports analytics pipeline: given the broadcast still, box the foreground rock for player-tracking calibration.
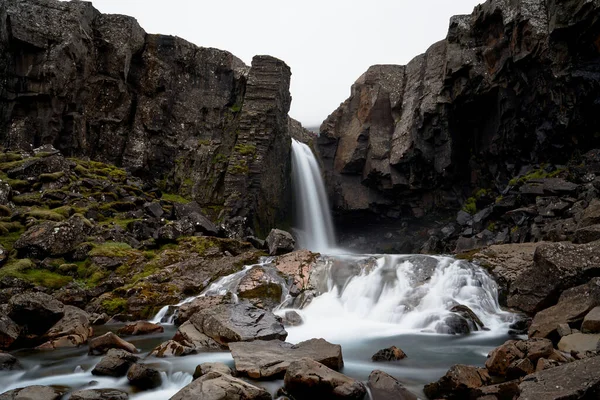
[170,371,271,400]
[0,386,65,400]
[283,358,366,400]
[8,292,64,335]
[371,346,407,362]
[89,332,137,355]
[36,306,93,349]
[92,349,139,377]
[229,338,343,379]
[127,363,162,390]
[193,362,233,379]
[519,355,600,399]
[582,306,600,333]
[423,364,491,399]
[174,295,232,325]
[0,314,20,349]
[266,229,295,255]
[557,333,600,354]
[368,370,417,400]
[485,338,553,378]
[117,321,163,336]
[0,353,23,371]
[69,389,129,400]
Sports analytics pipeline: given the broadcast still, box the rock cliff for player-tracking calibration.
[0,0,294,235]
[318,0,600,249]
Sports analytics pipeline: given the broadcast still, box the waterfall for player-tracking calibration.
[291,139,336,252]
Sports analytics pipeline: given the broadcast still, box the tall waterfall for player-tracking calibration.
[291,139,336,252]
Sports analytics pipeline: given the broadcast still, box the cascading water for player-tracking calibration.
[291,139,336,252]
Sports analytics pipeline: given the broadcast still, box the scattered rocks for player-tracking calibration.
[371,346,407,362]
[91,348,139,377]
[127,363,162,390]
[368,370,418,400]
[88,332,137,355]
[229,338,343,379]
[117,321,164,336]
[170,371,271,400]
[69,389,129,400]
[283,358,366,400]
[266,229,295,255]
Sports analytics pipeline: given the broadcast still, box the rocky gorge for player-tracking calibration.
[0,0,600,399]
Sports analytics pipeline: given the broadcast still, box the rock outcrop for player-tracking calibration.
[317,0,600,252]
[0,0,295,235]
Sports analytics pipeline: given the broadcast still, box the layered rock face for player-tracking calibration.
[318,0,600,234]
[0,0,293,234]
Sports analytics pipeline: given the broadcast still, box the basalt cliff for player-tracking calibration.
[318,0,600,252]
[0,0,299,236]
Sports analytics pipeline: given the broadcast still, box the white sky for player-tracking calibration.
[87,0,483,127]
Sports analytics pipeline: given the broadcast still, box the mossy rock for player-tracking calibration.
[12,193,42,206]
[101,296,128,315]
[0,205,11,217]
[26,209,66,222]
[0,258,72,289]
[39,171,66,183]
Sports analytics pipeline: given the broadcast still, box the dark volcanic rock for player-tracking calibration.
[229,338,343,379]
[283,358,366,400]
[36,305,93,349]
[92,348,139,377]
[127,363,162,390]
[368,370,418,400]
[0,0,294,235]
[8,292,64,335]
[371,346,407,362]
[266,229,295,255]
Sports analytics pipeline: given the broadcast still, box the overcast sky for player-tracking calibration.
[87,0,483,127]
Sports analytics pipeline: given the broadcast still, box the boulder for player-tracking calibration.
[519,355,600,399]
[229,338,343,379]
[529,278,600,340]
[237,266,284,309]
[0,352,23,371]
[283,358,366,400]
[0,386,65,400]
[266,229,295,255]
[508,242,600,314]
[485,339,553,377]
[69,389,129,400]
[506,357,534,379]
[282,310,303,327]
[274,249,318,292]
[574,224,600,244]
[91,348,139,377]
[14,214,92,258]
[371,346,407,362]
[557,333,600,354]
[117,321,164,336]
[150,319,224,357]
[579,199,600,228]
[423,364,491,399]
[193,362,233,380]
[449,304,485,330]
[173,202,218,236]
[8,292,65,335]
[188,302,287,345]
[88,332,137,355]
[174,295,232,325]
[582,306,600,333]
[36,305,93,349]
[127,363,162,390]
[0,314,20,349]
[368,370,418,400]
[469,380,520,400]
[170,371,272,400]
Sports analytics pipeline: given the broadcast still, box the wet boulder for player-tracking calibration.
[274,249,319,292]
[127,363,162,390]
[0,314,20,349]
[485,340,526,377]
[229,338,343,379]
[282,310,303,327]
[423,364,491,399]
[89,332,137,355]
[170,371,271,400]
[117,321,164,336]
[36,305,93,349]
[368,370,418,400]
[0,386,65,400]
[371,346,407,362]
[450,305,485,330]
[14,214,93,258]
[150,320,224,357]
[266,229,295,255]
[0,353,23,371]
[69,389,129,400]
[193,362,233,379]
[519,355,600,399]
[8,292,64,335]
[237,265,284,309]
[91,348,139,377]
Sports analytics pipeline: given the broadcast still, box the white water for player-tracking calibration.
[291,139,336,252]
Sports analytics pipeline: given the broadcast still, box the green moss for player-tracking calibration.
[0,226,25,252]
[509,167,566,186]
[234,144,256,156]
[230,160,249,174]
[89,242,136,258]
[486,222,497,232]
[212,153,227,164]
[12,193,41,206]
[462,197,477,215]
[0,153,23,163]
[39,171,65,182]
[74,164,89,175]
[26,209,66,221]
[0,205,11,217]
[102,297,128,315]
[6,179,30,191]
[198,139,211,146]
[0,159,27,171]
[0,258,72,289]
[230,103,242,113]
[161,193,191,204]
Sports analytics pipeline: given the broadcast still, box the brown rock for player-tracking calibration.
[557,333,600,354]
[36,305,93,349]
[371,346,407,362]
[368,370,418,400]
[88,332,137,355]
[0,353,23,371]
[69,389,129,400]
[174,295,231,325]
[506,357,534,379]
[582,306,600,333]
[229,338,343,379]
[117,321,163,336]
[237,265,284,309]
[170,371,271,400]
[284,358,366,400]
[0,314,20,350]
[91,348,139,377]
[127,363,162,390]
[193,362,233,380]
[423,364,491,399]
[485,340,524,377]
[8,292,65,335]
[274,249,319,292]
[0,385,65,400]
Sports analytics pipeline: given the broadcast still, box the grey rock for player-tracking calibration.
[193,362,233,380]
[0,314,20,350]
[92,348,139,377]
[69,389,129,400]
[582,306,600,334]
[229,338,343,379]
[0,353,23,371]
[170,371,272,400]
[557,333,600,354]
[127,363,162,390]
[266,229,295,255]
[282,311,303,327]
[0,386,65,400]
[368,370,418,400]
